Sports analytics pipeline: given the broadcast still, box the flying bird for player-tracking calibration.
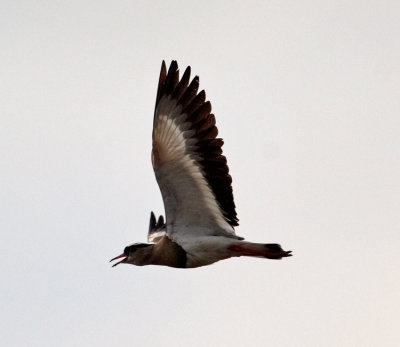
[110,61,292,269]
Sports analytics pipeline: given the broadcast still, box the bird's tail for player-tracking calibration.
[228,242,292,260]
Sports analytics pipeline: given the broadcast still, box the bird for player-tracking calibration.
[110,61,292,269]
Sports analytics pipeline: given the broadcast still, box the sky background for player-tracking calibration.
[1,1,399,346]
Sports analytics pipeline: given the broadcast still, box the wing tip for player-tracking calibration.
[148,211,156,234]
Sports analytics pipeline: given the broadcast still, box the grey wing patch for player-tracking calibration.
[147,211,167,243]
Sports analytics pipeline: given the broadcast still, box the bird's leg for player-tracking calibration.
[228,242,292,260]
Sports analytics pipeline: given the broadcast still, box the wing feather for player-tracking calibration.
[152,61,239,240]
[147,212,167,243]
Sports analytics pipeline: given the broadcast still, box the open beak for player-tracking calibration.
[110,253,127,267]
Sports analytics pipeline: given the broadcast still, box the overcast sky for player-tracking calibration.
[1,1,399,346]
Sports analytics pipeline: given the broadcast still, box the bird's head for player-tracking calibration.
[110,243,153,267]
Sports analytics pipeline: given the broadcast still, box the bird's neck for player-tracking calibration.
[150,236,187,268]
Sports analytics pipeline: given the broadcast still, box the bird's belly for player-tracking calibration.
[180,236,236,268]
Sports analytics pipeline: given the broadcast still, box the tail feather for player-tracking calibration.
[264,243,292,259]
[228,242,292,260]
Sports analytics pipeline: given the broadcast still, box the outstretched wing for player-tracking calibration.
[147,211,167,243]
[152,61,239,239]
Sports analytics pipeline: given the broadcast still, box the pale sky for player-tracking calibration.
[1,1,399,346]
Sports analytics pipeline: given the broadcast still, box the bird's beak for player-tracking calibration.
[110,253,127,267]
